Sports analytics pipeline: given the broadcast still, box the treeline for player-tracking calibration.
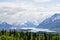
[0,30,60,40]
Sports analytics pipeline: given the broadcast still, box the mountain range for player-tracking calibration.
[0,13,60,32]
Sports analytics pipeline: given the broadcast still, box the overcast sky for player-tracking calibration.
[0,0,60,25]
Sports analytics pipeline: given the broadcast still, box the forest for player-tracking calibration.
[0,30,60,40]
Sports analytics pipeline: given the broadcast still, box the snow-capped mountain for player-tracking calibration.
[0,22,36,29]
[20,22,36,28]
[0,22,54,32]
[0,22,12,30]
[37,13,60,32]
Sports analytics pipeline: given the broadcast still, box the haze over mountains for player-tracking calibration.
[0,13,60,32]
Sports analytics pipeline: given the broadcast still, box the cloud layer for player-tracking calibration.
[0,0,60,25]
[32,0,52,2]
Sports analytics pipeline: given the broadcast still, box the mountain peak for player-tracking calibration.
[37,13,60,32]
[52,13,60,17]
[52,14,60,21]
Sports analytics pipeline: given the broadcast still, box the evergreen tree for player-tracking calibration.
[44,33,47,40]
